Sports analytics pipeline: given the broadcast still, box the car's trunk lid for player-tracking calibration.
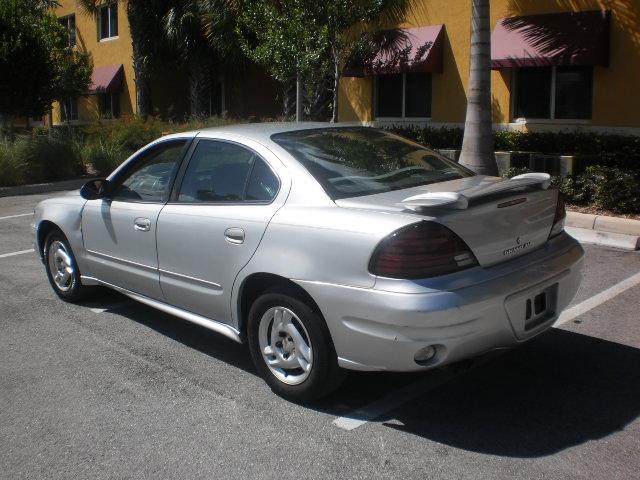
[335,175,559,267]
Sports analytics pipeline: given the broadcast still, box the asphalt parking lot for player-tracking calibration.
[1,191,639,480]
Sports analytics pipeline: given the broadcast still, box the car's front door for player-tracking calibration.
[156,138,284,324]
[81,139,188,299]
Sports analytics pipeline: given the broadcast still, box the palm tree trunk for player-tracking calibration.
[188,57,213,117]
[459,0,498,176]
[133,54,153,117]
[127,2,155,117]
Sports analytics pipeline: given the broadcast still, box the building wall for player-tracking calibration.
[52,0,135,125]
[338,0,640,132]
[49,1,281,123]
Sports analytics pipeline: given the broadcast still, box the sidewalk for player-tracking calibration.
[566,211,640,251]
[0,178,89,198]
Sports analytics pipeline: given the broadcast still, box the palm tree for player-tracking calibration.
[78,0,170,117]
[458,0,499,176]
[165,0,244,117]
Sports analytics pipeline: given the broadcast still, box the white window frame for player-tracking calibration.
[512,66,593,124]
[99,3,118,41]
[374,73,432,122]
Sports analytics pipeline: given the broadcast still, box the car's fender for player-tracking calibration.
[34,192,89,274]
[230,204,418,328]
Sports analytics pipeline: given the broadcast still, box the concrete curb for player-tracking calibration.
[0,178,90,198]
[566,211,640,250]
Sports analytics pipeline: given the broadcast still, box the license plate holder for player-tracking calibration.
[505,282,559,338]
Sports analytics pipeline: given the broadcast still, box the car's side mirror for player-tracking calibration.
[80,179,109,200]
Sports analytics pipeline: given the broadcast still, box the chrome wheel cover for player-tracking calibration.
[258,306,313,385]
[47,241,74,292]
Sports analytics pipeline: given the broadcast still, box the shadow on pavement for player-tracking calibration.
[377,329,640,457]
[79,288,256,375]
[82,291,640,458]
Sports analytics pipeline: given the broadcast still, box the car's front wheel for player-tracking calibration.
[247,288,344,402]
[43,230,88,303]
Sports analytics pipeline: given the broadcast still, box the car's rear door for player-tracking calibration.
[81,139,189,299]
[156,137,286,325]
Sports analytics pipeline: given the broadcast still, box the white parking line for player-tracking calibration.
[90,301,133,314]
[0,213,33,221]
[333,370,455,431]
[556,271,640,326]
[0,249,35,259]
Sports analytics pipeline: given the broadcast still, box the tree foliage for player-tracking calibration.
[235,0,408,120]
[0,0,91,122]
[236,0,327,84]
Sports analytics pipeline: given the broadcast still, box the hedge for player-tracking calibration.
[389,126,640,171]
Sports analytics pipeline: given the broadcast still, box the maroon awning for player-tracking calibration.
[88,64,124,94]
[343,25,445,77]
[491,10,610,69]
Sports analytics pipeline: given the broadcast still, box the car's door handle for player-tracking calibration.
[224,227,245,244]
[133,217,151,232]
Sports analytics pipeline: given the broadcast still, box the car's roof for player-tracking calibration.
[192,121,364,143]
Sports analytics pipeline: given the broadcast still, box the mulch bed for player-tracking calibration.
[568,204,640,221]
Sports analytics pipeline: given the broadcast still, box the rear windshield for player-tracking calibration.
[271,127,474,200]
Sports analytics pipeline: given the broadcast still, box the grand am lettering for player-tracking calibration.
[503,237,532,256]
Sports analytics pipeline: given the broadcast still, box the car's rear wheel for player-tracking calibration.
[247,288,344,402]
[44,231,88,302]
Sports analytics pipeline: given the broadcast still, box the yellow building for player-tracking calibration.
[339,0,640,134]
[46,0,279,126]
[49,1,135,125]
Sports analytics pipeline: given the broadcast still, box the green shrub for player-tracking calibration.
[501,165,639,214]
[389,126,640,172]
[388,125,464,150]
[177,115,239,132]
[501,166,532,178]
[84,139,128,176]
[84,116,165,154]
[570,166,640,213]
[550,175,578,200]
[0,139,27,187]
[2,133,85,184]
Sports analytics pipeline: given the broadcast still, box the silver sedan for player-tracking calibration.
[34,123,584,401]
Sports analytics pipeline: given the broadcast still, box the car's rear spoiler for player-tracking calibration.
[399,173,551,211]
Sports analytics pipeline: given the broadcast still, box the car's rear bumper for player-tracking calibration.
[296,232,584,372]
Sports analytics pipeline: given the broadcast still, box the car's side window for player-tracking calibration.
[178,140,277,203]
[246,157,279,202]
[109,141,187,203]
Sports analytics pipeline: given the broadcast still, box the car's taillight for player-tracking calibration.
[549,192,566,239]
[369,221,479,279]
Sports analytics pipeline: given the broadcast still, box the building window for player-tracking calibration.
[99,3,118,40]
[61,98,78,121]
[514,66,593,121]
[59,14,76,47]
[100,93,120,119]
[376,73,432,119]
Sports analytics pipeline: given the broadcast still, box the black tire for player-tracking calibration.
[43,230,88,303]
[247,287,345,402]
